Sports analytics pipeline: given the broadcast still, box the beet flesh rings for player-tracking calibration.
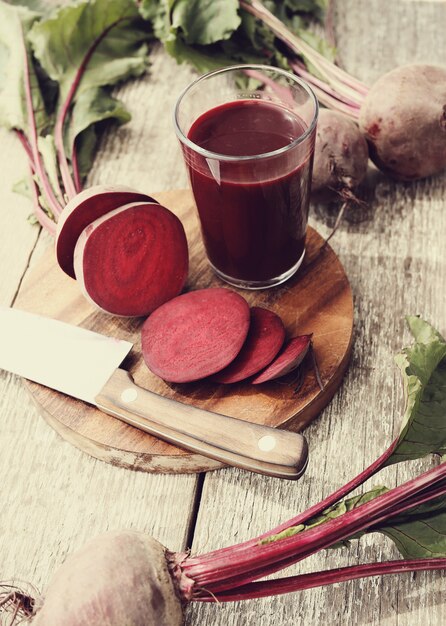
[74,202,188,317]
[141,289,250,383]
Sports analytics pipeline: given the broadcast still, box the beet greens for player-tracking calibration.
[0,0,151,230]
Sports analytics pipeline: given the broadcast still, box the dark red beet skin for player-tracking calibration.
[212,307,286,383]
[311,109,369,197]
[359,64,446,180]
[141,288,250,383]
[252,334,312,384]
[74,202,188,317]
[56,185,157,278]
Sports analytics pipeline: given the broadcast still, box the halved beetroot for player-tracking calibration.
[212,307,285,383]
[73,202,188,317]
[252,335,312,384]
[56,185,157,278]
[141,288,250,383]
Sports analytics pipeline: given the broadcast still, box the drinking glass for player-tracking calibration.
[174,64,318,289]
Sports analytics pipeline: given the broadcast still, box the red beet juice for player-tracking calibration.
[183,99,314,285]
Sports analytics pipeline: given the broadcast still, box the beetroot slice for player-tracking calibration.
[141,288,250,383]
[56,185,157,279]
[212,307,286,383]
[74,202,188,317]
[252,335,312,384]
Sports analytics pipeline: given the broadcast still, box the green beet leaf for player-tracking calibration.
[28,0,149,103]
[0,1,47,133]
[385,317,446,466]
[68,87,131,180]
[1,0,155,224]
[141,0,241,46]
[141,0,242,73]
[140,0,330,77]
[285,0,327,14]
[171,0,241,46]
[73,127,97,186]
[375,493,446,558]
[262,481,446,560]
[273,0,325,29]
[259,317,446,564]
[12,1,64,11]
[164,38,233,74]
[324,486,446,559]
[260,486,389,544]
[26,0,151,188]
[139,0,171,42]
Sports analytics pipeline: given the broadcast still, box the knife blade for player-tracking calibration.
[0,306,308,480]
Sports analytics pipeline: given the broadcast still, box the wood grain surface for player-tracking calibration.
[1,2,445,626]
[15,188,353,473]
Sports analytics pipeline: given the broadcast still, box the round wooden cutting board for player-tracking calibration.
[15,189,353,474]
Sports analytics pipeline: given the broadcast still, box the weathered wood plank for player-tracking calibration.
[335,0,446,83]
[186,1,446,625]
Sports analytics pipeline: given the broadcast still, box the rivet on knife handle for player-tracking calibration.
[95,369,309,480]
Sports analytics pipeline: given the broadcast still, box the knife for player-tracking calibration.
[0,306,308,480]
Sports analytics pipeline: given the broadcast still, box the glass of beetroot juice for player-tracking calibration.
[174,65,318,289]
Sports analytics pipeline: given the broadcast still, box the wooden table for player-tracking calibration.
[1,1,445,624]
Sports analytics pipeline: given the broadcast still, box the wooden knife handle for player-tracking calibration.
[95,369,308,480]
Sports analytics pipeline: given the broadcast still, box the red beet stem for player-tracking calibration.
[189,439,398,573]
[303,81,361,119]
[240,0,368,114]
[54,18,126,200]
[14,134,57,234]
[193,476,446,595]
[27,165,57,235]
[290,62,361,119]
[21,31,64,220]
[184,449,442,589]
[14,130,34,163]
[195,558,446,602]
[198,475,446,594]
[291,61,362,108]
[71,145,82,194]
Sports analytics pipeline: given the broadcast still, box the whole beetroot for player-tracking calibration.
[311,109,369,242]
[32,532,185,626]
[359,64,446,180]
[312,109,369,198]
